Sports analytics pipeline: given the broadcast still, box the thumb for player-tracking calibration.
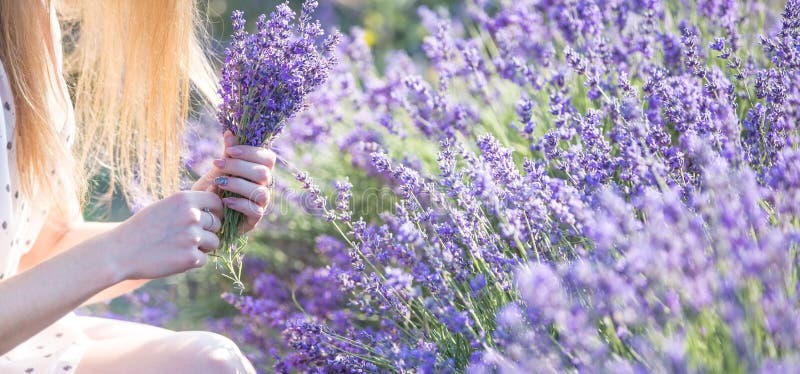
[224,131,237,150]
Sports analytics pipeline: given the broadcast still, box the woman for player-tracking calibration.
[0,1,273,372]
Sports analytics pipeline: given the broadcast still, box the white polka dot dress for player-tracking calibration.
[0,5,88,373]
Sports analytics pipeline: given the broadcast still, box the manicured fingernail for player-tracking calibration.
[213,159,226,168]
[214,176,228,186]
[223,197,236,206]
[227,147,242,156]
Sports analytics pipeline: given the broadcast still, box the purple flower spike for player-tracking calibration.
[215,2,340,290]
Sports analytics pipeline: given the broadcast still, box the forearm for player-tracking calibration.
[58,222,150,305]
[20,221,151,305]
[2,191,222,353]
[20,221,115,270]
[58,223,151,305]
[0,235,122,354]
[85,279,149,305]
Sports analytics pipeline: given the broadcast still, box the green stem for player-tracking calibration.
[216,189,248,292]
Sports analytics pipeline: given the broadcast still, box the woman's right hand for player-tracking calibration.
[100,191,223,280]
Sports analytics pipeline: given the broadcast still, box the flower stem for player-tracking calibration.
[216,189,247,292]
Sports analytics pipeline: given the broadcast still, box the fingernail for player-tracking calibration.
[214,176,228,186]
[213,159,226,168]
[227,147,242,156]
[223,197,236,206]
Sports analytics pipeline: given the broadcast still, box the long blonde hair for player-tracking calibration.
[0,0,218,214]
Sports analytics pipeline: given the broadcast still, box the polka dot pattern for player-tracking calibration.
[0,57,48,284]
[0,4,85,373]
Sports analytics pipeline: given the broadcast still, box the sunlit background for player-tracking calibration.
[206,0,458,61]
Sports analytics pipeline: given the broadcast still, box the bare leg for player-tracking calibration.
[74,317,255,374]
[77,316,172,340]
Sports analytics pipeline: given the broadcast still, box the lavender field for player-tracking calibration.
[84,0,800,372]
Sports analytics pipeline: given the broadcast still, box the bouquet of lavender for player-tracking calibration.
[216,1,338,289]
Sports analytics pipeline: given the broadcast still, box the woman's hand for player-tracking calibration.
[0,191,222,353]
[192,131,276,233]
[101,191,223,280]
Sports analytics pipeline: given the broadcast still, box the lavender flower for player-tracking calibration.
[215,2,339,290]
[216,0,800,372]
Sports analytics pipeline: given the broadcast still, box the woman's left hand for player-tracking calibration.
[192,131,276,233]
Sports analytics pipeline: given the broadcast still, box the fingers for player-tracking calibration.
[214,176,270,206]
[197,230,220,253]
[225,145,277,169]
[212,158,272,186]
[196,208,222,233]
[224,131,237,148]
[222,196,266,222]
[191,168,223,193]
[192,249,208,267]
[180,190,224,216]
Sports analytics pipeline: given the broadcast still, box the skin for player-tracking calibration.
[0,131,275,373]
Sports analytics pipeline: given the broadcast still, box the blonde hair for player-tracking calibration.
[0,0,218,215]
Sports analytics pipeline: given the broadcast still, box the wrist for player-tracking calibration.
[78,232,130,286]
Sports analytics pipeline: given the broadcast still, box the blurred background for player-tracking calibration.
[205,0,459,64]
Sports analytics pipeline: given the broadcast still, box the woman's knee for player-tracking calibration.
[166,331,254,374]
